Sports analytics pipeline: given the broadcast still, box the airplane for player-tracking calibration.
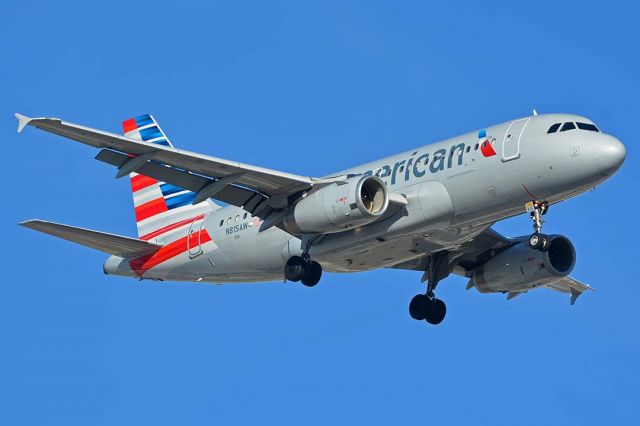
[15,111,625,325]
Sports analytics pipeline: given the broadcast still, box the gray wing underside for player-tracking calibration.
[390,227,593,304]
[16,114,408,226]
[543,276,593,305]
[389,227,514,274]
[21,220,161,258]
[15,114,319,220]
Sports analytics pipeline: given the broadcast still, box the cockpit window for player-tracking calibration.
[560,122,576,132]
[576,122,599,132]
[547,123,561,133]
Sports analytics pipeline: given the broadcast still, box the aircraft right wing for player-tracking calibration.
[390,227,594,304]
[543,276,593,305]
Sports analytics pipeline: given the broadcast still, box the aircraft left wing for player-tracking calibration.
[15,114,324,221]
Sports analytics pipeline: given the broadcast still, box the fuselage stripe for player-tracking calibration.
[129,229,212,276]
[140,214,205,241]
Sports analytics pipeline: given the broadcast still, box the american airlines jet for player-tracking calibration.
[16,111,625,325]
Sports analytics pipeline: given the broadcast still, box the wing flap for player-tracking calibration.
[21,220,162,258]
[95,149,269,214]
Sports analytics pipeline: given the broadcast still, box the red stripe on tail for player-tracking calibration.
[135,198,168,222]
[123,118,137,133]
[131,174,157,192]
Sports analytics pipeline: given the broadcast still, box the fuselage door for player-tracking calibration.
[502,118,530,162]
[187,218,204,258]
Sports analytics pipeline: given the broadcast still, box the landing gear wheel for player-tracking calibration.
[539,234,550,252]
[528,233,550,251]
[424,298,446,325]
[529,233,542,250]
[409,294,428,320]
[301,261,322,287]
[284,256,306,282]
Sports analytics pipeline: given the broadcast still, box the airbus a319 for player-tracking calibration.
[16,111,625,325]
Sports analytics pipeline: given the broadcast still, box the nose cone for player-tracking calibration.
[598,135,626,175]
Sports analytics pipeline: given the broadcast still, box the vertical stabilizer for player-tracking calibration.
[123,114,215,241]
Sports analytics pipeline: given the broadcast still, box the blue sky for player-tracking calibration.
[1,1,638,424]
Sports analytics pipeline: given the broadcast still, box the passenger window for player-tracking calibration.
[219,219,224,227]
[227,217,231,225]
[576,122,599,132]
[547,123,561,133]
[560,122,576,132]
[243,212,248,219]
[235,215,240,222]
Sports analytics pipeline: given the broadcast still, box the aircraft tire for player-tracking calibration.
[301,261,322,287]
[424,298,446,325]
[528,233,542,250]
[539,234,551,252]
[285,256,306,282]
[409,294,428,320]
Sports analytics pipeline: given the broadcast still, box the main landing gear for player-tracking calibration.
[284,255,322,287]
[526,200,551,252]
[409,251,449,325]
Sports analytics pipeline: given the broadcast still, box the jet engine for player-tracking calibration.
[470,235,576,293]
[283,175,389,234]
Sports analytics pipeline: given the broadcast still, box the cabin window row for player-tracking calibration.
[219,212,250,227]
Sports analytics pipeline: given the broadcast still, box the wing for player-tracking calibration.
[390,227,593,304]
[543,276,593,305]
[15,113,327,221]
[389,227,514,274]
[21,220,162,258]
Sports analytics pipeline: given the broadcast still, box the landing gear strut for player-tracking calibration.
[409,251,449,325]
[284,254,322,287]
[526,201,550,251]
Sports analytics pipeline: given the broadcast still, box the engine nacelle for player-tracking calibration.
[283,175,389,234]
[471,235,576,293]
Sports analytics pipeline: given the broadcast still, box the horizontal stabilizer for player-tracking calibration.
[20,220,162,258]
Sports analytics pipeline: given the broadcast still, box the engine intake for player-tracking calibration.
[471,235,576,294]
[283,175,389,234]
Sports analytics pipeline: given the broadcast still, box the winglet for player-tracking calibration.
[15,113,32,133]
[570,288,581,305]
[569,285,594,305]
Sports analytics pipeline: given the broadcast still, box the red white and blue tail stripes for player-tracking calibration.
[123,114,213,241]
[123,113,173,147]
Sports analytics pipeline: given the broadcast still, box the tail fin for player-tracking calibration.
[123,114,215,240]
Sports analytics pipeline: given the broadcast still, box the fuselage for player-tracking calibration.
[104,113,625,283]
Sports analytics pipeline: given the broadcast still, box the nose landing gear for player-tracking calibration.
[526,200,550,251]
[284,255,322,287]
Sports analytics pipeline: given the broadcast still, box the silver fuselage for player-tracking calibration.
[104,113,626,283]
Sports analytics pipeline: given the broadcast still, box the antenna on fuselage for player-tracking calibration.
[532,109,538,116]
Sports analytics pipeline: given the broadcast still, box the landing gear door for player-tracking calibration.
[502,118,530,162]
[187,218,204,258]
